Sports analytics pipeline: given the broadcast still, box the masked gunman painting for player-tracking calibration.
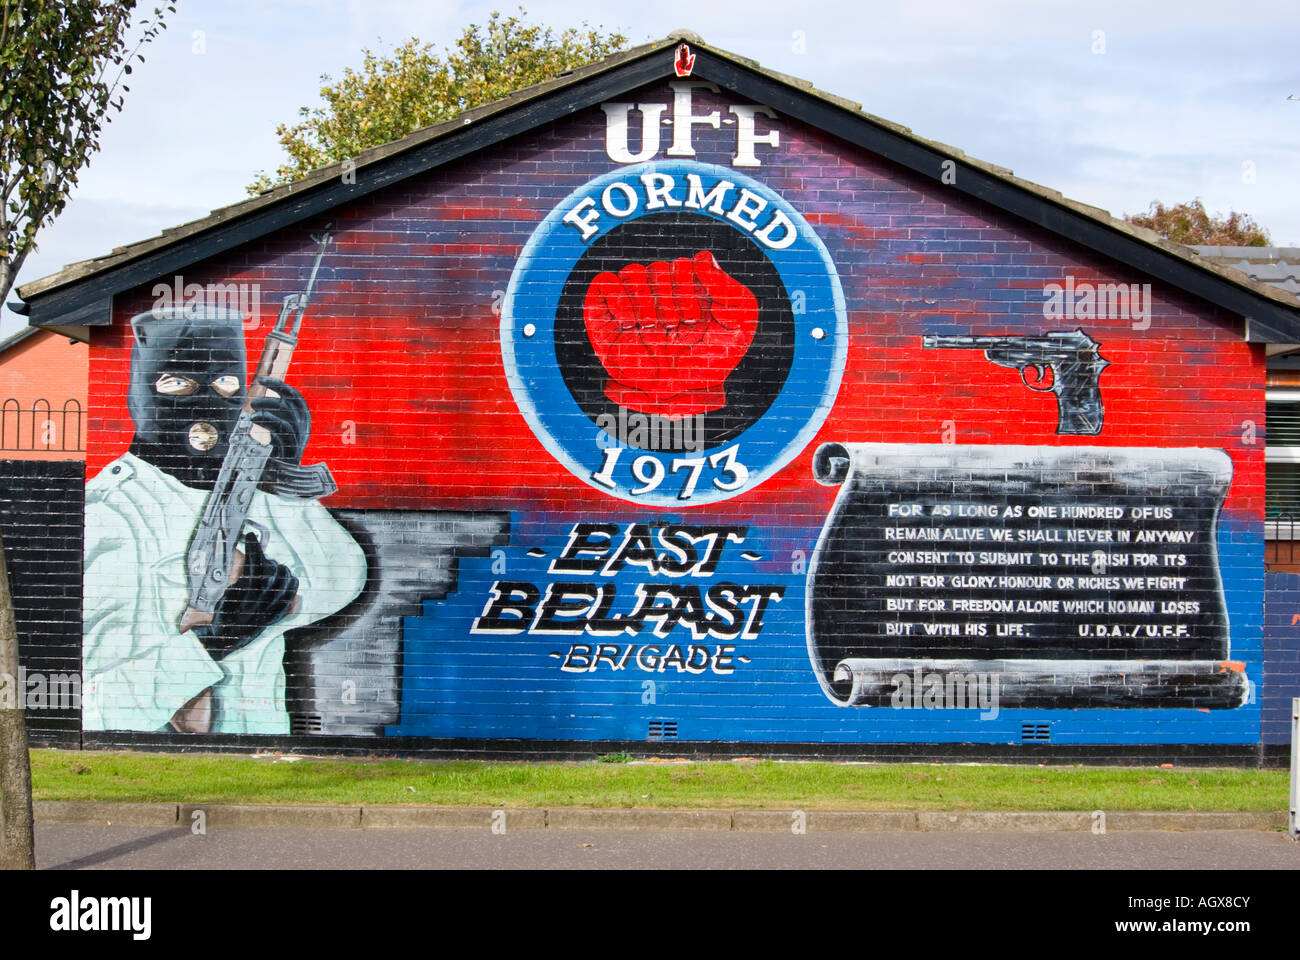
[82,251,366,734]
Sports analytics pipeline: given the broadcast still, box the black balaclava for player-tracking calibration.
[127,306,248,490]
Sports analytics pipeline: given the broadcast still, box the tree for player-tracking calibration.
[0,0,173,870]
[0,539,28,868]
[248,8,627,194]
[1124,199,1271,247]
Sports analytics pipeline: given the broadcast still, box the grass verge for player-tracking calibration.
[29,749,1288,811]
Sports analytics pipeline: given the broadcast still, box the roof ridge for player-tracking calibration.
[14,30,1300,328]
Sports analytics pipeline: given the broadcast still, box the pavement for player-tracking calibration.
[33,823,1300,869]
[23,803,1296,870]
[32,800,1291,833]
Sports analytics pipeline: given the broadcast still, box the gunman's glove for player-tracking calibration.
[249,377,310,464]
[251,377,336,499]
[194,532,299,660]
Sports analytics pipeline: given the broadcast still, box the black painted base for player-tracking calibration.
[49,731,1289,769]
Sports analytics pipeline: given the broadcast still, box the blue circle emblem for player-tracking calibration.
[503,160,846,506]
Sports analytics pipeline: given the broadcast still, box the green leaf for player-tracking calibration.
[0,0,175,302]
[246,12,627,193]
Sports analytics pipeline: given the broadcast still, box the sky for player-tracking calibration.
[6,0,1300,339]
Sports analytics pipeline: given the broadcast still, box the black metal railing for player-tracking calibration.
[0,398,84,453]
[1267,511,1300,569]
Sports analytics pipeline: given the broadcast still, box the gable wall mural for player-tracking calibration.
[75,73,1268,748]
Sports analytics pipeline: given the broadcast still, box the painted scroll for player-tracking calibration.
[806,442,1247,709]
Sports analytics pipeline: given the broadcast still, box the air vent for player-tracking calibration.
[648,720,678,740]
[1021,723,1051,742]
[291,713,323,734]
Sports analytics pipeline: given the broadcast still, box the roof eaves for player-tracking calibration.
[702,42,1300,321]
[719,41,1300,322]
[16,36,677,302]
[16,31,1300,336]
[0,325,40,355]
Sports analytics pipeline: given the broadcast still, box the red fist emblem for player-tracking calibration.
[583,251,759,418]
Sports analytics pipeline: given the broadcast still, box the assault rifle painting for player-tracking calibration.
[82,234,366,735]
[180,230,340,636]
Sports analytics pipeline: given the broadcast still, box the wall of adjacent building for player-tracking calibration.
[1,459,84,746]
[0,329,87,460]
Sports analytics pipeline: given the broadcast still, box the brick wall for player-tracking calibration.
[1262,572,1300,745]
[0,459,84,746]
[70,79,1279,754]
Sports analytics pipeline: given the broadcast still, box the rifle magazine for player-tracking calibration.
[260,458,338,500]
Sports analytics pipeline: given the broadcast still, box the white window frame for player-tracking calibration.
[1265,389,1300,539]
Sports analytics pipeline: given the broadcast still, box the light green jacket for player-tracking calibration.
[83,452,366,734]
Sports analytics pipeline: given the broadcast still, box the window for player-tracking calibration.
[1266,389,1300,543]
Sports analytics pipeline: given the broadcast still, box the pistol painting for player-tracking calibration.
[922,328,1109,435]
